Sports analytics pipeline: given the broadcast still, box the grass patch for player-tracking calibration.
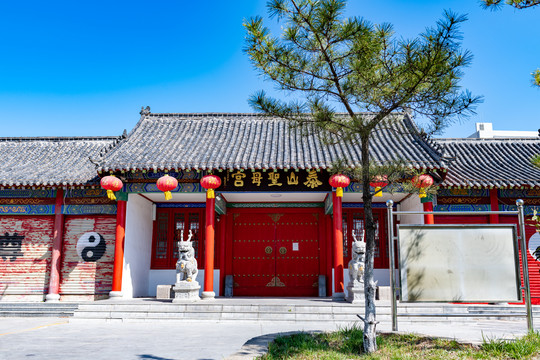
[481,332,540,359]
[259,327,540,360]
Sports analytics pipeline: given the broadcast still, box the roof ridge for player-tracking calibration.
[143,112,409,118]
[0,136,122,141]
[400,113,446,165]
[435,137,540,142]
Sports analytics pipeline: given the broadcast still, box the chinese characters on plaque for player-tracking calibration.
[218,169,331,192]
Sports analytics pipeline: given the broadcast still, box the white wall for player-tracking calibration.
[148,269,220,296]
[399,195,424,225]
[470,122,537,138]
[122,194,153,298]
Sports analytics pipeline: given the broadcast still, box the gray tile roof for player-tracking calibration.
[98,113,445,172]
[0,137,121,187]
[435,138,540,188]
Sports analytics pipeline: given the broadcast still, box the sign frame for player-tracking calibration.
[396,223,521,303]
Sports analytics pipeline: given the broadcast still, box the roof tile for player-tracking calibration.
[435,138,540,188]
[99,113,443,172]
[0,136,121,187]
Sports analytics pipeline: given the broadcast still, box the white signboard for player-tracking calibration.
[398,224,521,302]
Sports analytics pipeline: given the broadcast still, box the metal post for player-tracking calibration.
[386,200,398,331]
[516,199,534,332]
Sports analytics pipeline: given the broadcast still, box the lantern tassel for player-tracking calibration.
[164,191,172,201]
[207,189,215,199]
[419,188,426,198]
[106,189,117,201]
[336,187,343,197]
[374,186,382,197]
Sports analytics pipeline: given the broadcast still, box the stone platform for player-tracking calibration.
[65,297,540,325]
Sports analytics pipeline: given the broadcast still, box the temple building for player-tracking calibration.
[0,110,539,304]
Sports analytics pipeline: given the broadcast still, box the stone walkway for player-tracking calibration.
[0,317,537,359]
[0,298,538,360]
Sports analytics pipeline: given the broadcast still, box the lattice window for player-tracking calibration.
[189,212,200,259]
[173,213,185,260]
[155,212,169,259]
[342,217,349,258]
[151,208,205,269]
[353,213,380,258]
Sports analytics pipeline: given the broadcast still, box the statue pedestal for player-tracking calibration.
[346,283,364,304]
[172,281,201,303]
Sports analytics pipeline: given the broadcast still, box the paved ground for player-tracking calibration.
[0,316,538,360]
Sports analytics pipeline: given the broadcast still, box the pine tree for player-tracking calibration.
[244,0,481,353]
[482,0,540,9]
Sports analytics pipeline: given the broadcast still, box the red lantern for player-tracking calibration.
[100,175,123,201]
[412,174,434,198]
[157,174,178,200]
[370,175,388,197]
[200,174,221,199]
[329,174,350,197]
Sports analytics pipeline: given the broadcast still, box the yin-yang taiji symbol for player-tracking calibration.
[76,232,106,262]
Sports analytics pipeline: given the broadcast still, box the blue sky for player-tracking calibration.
[0,0,538,138]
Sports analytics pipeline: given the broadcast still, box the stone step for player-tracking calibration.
[71,312,526,324]
[0,310,76,318]
[0,303,79,317]
[71,302,538,322]
[75,303,375,313]
[2,300,536,322]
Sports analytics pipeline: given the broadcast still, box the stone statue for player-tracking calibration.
[347,230,366,303]
[348,230,366,286]
[173,230,201,302]
[176,230,198,283]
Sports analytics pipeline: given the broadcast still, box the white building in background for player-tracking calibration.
[469,122,539,139]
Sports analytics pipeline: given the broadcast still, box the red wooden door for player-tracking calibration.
[232,211,320,296]
[275,213,319,296]
[232,213,276,295]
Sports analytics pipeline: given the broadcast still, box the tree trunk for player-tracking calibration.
[361,136,378,353]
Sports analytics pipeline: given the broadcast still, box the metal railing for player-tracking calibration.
[385,199,534,332]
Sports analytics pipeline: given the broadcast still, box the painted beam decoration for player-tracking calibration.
[499,189,540,198]
[126,182,201,194]
[216,169,331,192]
[0,189,55,198]
[434,204,490,212]
[0,205,55,215]
[124,170,201,182]
[62,205,117,215]
[437,188,489,197]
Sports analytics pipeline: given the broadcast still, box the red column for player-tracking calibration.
[46,188,64,302]
[332,191,345,298]
[218,213,227,296]
[202,195,216,299]
[110,200,127,298]
[423,201,434,224]
[489,188,499,224]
